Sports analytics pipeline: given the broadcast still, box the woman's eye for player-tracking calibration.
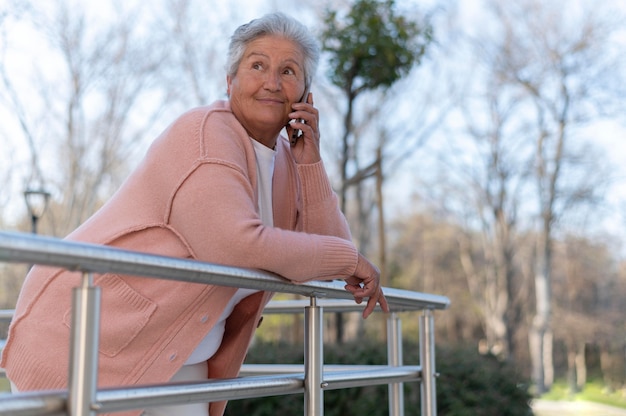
[283,67,295,75]
[252,62,263,70]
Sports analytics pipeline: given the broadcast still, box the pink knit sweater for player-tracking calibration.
[1,101,358,416]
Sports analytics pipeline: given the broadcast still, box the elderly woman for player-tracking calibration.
[1,12,388,416]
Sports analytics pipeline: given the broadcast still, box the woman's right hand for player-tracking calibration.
[287,92,322,165]
[344,253,389,318]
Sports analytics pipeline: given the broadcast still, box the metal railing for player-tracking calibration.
[0,231,449,416]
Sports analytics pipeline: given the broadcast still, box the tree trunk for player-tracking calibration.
[376,147,386,287]
[529,324,546,394]
[567,343,577,393]
[600,343,616,391]
[335,91,354,345]
[530,214,554,394]
[575,342,586,391]
[544,329,554,389]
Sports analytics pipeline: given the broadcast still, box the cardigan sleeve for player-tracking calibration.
[168,160,358,283]
[295,160,352,241]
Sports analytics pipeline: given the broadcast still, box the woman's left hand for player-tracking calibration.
[287,92,321,164]
[344,253,390,319]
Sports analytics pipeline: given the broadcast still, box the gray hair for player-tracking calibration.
[226,12,320,91]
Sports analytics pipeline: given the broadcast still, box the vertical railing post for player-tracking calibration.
[387,312,404,416]
[304,296,324,416]
[419,309,437,416]
[68,272,101,416]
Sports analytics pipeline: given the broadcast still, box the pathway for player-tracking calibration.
[533,400,626,416]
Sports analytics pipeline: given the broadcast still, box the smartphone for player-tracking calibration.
[290,87,310,146]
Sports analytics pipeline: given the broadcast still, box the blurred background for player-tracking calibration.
[1,0,625,412]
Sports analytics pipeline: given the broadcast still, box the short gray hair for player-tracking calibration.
[226,12,320,91]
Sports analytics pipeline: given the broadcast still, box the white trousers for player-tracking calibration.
[141,361,210,416]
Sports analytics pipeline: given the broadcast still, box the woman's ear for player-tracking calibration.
[226,75,232,97]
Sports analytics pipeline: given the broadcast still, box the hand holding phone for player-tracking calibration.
[290,88,310,146]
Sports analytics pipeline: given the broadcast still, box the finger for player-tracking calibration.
[354,278,377,298]
[286,122,296,139]
[344,284,358,293]
[289,104,319,130]
[378,290,390,313]
[288,119,308,147]
[345,288,363,303]
[344,284,363,301]
[291,116,316,141]
[344,276,361,286]
[344,280,364,305]
[362,288,389,318]
[362,295,378,319]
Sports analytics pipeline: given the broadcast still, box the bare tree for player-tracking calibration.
[319,0,435,343]
[418,0,623,378]
[485,0,624,393]
[387,203,484,346]
[452,43,536,361]
[1,1,180,236]
[416,1,536,362]
[151,0,248,109]
[0,2,46,209]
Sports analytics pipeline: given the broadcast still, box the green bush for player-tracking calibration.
[224,340,532,416]
[435,346,532,416]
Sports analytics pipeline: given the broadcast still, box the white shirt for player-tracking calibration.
[184,137,276,365]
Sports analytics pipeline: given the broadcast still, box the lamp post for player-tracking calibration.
[23,188,51,234]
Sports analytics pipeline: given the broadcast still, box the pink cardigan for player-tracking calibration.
[1,101,358,416]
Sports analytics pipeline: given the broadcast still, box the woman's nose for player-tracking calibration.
[263,72,281,91]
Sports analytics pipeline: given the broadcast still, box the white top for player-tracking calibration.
[250,138,276,228]
[184,138,276,365]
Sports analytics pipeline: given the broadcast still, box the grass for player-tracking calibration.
[0,377,9,393]
[541,380,626,409]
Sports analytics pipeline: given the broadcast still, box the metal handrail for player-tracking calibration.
[0,231,449,416]
[0,232,449,311]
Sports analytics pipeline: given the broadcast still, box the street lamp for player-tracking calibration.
[23,188,51,234]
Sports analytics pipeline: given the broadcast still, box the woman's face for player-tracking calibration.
[227,35,307,147]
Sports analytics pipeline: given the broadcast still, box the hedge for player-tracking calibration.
[224,340,532,416]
